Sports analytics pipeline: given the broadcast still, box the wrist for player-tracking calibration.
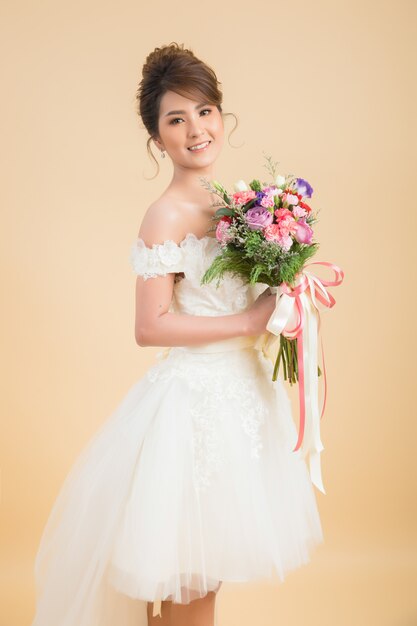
[240,312,253,337]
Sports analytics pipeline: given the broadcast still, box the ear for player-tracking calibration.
[152,136,164,152]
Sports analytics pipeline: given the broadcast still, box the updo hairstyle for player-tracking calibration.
[136,42,239,178]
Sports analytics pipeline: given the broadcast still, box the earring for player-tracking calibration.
[160,150,166,159]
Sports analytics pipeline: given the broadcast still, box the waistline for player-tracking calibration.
[174,335,259,354]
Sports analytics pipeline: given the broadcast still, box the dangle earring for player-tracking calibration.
[160,150,166,159]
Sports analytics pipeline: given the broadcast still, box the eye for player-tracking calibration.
[169,109,212,125]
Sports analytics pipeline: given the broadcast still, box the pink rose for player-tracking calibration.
[215,217,233,244]
[294,218,314,244]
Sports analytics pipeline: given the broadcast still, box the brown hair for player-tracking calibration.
[136,42,240,179]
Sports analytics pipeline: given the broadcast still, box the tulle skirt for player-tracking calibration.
[31,336,324,626]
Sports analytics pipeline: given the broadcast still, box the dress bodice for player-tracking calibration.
[130,232,268,317]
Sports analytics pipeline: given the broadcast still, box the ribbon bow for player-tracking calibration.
[254,261,344,494]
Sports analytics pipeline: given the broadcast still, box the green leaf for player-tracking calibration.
[249,179,262,192]
[241,199,257,212]
[215,207,235,217]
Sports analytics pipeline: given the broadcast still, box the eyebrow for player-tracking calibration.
[164,103,211,117]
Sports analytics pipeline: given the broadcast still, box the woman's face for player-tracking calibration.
[154,90,224,169]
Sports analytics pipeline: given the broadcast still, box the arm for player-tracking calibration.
[135,274,252,347]
[134,205,252,347]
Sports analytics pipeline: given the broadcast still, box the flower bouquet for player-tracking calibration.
[199,154,344,493]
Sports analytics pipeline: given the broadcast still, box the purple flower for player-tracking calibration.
[245,205,273,230]
[296,178,313,198]
[294,218,314,244]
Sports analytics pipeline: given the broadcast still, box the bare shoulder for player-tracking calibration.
[137,197,190,247]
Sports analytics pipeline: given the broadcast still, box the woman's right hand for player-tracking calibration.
[245,287,277,336]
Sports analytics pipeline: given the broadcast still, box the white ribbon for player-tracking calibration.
[253,271,332,494]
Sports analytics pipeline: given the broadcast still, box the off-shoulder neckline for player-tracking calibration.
[134,232,218,248]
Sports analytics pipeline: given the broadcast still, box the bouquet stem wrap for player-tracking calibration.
[254,261,344,494]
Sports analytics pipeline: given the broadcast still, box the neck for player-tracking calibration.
[168,161,217,197]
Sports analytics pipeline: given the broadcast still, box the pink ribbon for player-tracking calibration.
[277,261,344,443]
[265,261,344,493]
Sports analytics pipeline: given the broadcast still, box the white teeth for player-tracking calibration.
[188,141,210,151]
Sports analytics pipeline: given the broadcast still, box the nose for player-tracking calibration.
[188,116,205,138]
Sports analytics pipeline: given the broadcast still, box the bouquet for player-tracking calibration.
[199,154,344,493]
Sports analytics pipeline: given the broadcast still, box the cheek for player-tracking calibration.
[210,116,224,138]
[165,128,185,147]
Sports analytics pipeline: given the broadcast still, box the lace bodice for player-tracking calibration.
[130,232,268,316]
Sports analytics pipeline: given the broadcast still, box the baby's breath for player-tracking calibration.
[262,152,280,179]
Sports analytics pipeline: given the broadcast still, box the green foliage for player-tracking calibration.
[243,229,264,255]
[201,246,251,288]
[214,207,235,217]
[249,179,262,192]
[241,198,257,212]
[201,240,320,288]
[279,243,319,285]
[199,155,321,294]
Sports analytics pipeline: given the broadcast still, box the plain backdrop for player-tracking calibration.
[1,0,416,625]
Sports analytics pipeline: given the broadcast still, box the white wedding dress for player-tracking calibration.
[31,232,324,626]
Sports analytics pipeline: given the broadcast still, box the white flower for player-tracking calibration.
[275,174,286,187]
[233,179,248,192]
[181,232,201,254]
[157,240,183,266]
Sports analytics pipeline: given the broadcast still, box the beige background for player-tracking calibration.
[1,0,416,625]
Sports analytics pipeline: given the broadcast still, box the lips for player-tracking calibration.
[187,140,211,151]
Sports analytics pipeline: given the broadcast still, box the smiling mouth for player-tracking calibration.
[187,140,211,152]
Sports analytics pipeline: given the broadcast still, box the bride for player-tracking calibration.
[31,42,324,626]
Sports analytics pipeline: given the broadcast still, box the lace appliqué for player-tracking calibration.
[146,352,267,493]
[130,238,185,280]
[190,395,225,492]
[129,232,254,316]
[130,232,270,491]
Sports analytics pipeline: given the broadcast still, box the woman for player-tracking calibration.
[31,43,324,626]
